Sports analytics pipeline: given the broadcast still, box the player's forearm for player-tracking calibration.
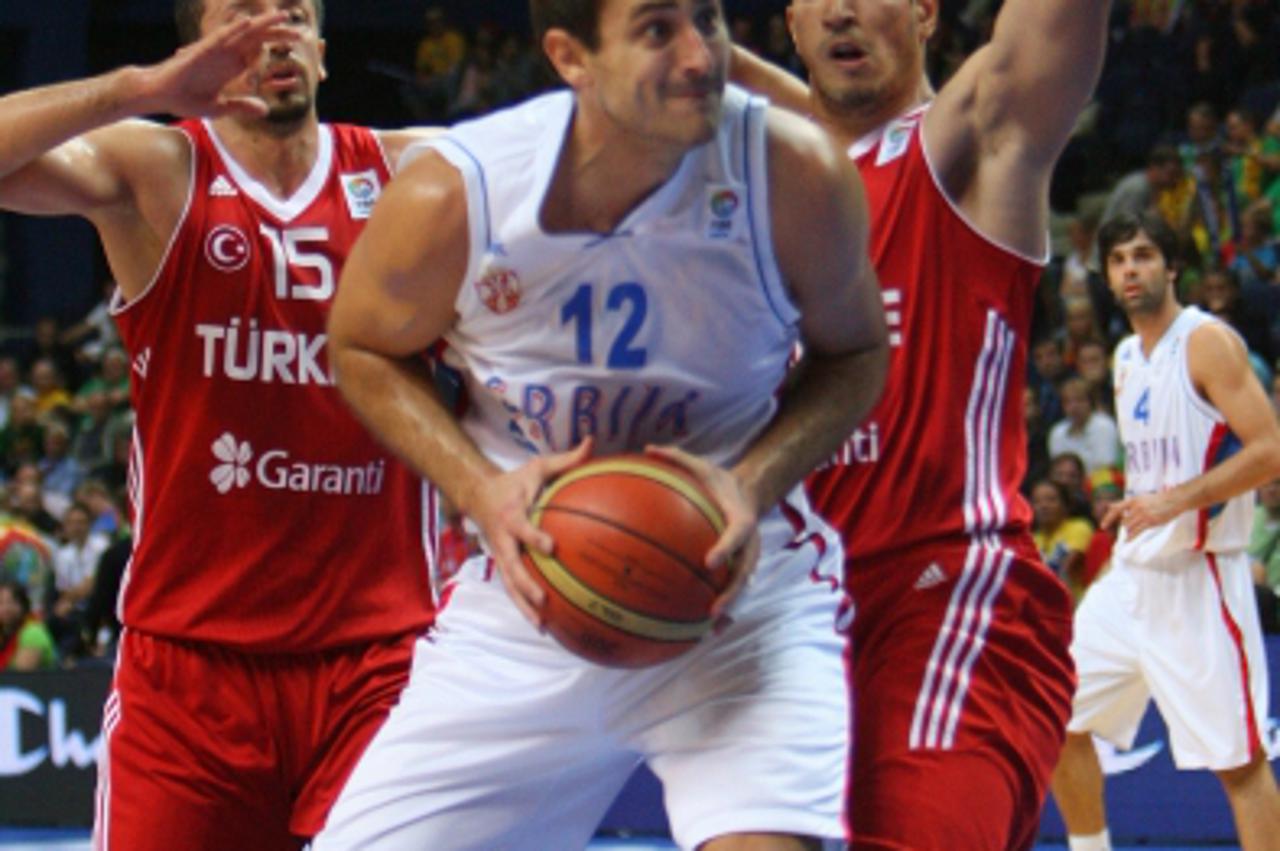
[1166,438,1280,518]
[729,46,811,117]
[733,342,888,515]
[331,344,499,518]
[0,67,154,181]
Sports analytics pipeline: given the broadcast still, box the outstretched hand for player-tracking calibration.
[645,444,762,618]
[140,11,301,119]
[470,439,595,628]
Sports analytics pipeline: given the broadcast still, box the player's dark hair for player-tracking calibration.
[175,0,325,45]
[530,0,604,51]
[1096,211,1180,271]
[0,579,31,620]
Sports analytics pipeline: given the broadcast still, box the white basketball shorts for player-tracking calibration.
[314,541,851,850]
[1067,550,1269,770]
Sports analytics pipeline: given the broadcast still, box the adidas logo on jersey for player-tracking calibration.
[914,562,947,590]
[209,175,238,197]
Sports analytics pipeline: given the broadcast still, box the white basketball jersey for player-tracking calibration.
[418,87,835,573]
[1113,306,1253,565]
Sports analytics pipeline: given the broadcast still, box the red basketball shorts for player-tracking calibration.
[93,628,416,851]
[844,536,1075,850]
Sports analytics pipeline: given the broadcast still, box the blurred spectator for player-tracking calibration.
[59,279,121,367]
[1100,144,1185,224]
[1048,377,1122,474]
[89,424,132,493]
[1032,478,1095,592]
[760,13,803,76]
[1061,297,1106,369]
[0,514,54,615]
[1080,467,1124,597]
[1173,101,1223,171]
[1227,202,1280,288]
[0,393,44,474]
[448,26,498,119]
[82,529,130,659]
[75,479,124,539]
[48,502,108,658]
[1199,265,1274,376]
[29,357,71,418]
[6,465,59,536]
[415,6,465,83]
[37,421,83,514]
[22,317,80,389]
[1187,145,1241,264]
[1075,339,1116,414]
[0,579,56,671]
[1251,477,1280,591]
[1224,107,1277,204]
[0,356,28,431]
[73,346,131,419]
[488,31,543,109]
[1049,451,1094,520]
[70,390,114,469]
[1024,387,1052,493]
[1031,336,1071,425]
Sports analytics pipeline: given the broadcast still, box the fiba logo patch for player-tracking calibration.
[205,225,251,273]
[704,184,743,240]
[210,432,253,494]
[475,267,522,315]
[341,170,382,220]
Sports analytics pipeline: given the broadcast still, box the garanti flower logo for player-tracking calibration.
[210,433,253,494]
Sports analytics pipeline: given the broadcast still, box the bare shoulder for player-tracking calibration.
[376,127,448,175]
[764,106,859,216]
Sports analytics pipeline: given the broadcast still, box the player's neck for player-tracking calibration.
[209,114,322,200]
[1131,299,1184,357]
[810,77,934,150]
[541,109,689,235]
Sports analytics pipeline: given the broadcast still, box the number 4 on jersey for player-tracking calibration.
[1133,387,1151,424]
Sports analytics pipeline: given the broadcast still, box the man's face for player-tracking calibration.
[1077,344,1108,383]
[63,509,91,543]
[1032,483,1065,529]
[1050,458,1083,493]
[1032,341,1064,380]
[1105,230,1175,318]
[201,0,326,129]
[1061,385,1092,426]
[787,0,932,116]
[575,0,729,150]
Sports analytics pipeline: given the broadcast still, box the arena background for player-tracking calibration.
[3,0,1280,847]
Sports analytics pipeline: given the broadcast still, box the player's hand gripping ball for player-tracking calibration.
[522,454,729,667]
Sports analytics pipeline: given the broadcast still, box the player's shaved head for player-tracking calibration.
[175,0,326,44]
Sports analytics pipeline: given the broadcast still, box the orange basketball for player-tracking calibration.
[522,454,728,668]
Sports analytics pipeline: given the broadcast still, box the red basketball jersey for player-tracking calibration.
[806,107,1042,559]
[112,120,435,652]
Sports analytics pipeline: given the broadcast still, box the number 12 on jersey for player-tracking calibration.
[561,282,649,369]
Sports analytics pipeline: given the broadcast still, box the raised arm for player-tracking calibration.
[0,13,297,295]
[925,0,1112,254]
[729,45,812,117]
[1109,323,1280,535]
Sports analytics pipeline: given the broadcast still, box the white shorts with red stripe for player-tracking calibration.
[1067,550,1268,771]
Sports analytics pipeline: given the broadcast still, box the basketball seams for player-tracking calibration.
[534,457,726,534]
[526,547,711,642]
[538,504,722,596]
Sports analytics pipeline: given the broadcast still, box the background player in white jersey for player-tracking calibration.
[1050,210,1280,851]
[313,1,887,849]
[0,2,441,847]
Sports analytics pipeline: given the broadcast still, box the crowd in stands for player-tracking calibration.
[5,0,1280,671]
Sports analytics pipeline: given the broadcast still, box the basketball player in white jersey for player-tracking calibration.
[1050,210,1280,850]
[313,0,888,849]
